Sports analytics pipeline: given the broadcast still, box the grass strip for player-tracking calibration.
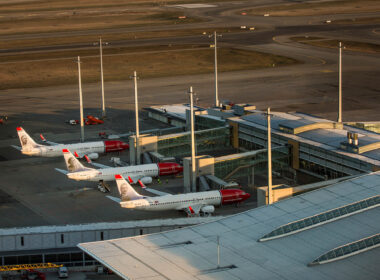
[0,46,298,90]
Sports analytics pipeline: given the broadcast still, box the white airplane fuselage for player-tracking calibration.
[23,142,105,157]
[120,191,222,211]
[67,164,159,182]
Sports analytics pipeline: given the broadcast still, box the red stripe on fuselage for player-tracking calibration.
[220,189,250,205]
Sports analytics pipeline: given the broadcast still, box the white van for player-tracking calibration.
[58,266,69,278]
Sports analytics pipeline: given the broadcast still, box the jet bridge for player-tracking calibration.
[182,146,291,192]
[129,126,230,164]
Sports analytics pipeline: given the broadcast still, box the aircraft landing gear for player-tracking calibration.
[97,180,110,193]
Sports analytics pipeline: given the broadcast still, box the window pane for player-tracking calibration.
[327,251,335,259]
[332,209,340,217]
[352,203,361,211]
[373,235,380,245]
[358,241,366,250]
[326,212,334,220]
[304,218,313,226]
[342,246,351,255]
[350,243,359,252]
[346,205,355,213]
[297,220,306,229]
[290,223,299,231]
[365,238,374,247]
[367,198,375,206]
[360,201,368,208]
[312,216,319,224]
[283,225,292,233]
[318,214,327,222]
[339,207,348,215]
[45,254,57,262]
[335,248,344,257]
[30,254,42,264]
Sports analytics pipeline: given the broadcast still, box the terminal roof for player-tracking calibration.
[233,111,380,165]
[79,172,380,280]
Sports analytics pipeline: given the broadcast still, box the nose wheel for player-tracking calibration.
[97,180,110,193]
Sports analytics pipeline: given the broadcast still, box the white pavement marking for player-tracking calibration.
[173,4,217,8]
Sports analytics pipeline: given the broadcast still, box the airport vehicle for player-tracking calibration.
[108,174,251,216]
[66,115,104,125]
[86,115,104,125]
[21,269,46,280]
[12,127,129,159]
[56,149,183,192]
[57,266,68,278]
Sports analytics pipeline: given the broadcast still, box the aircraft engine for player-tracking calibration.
[140,177,153,184]
[87,153,99,160]
[201,205,215,214]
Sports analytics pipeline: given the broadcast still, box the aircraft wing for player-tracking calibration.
[106,195,121,203]
[89,162,111,169]
[55,168,68,175]
[143,188,172,197]
[40,134,59,145]
[182,204,202,215]
[11,145,22,151]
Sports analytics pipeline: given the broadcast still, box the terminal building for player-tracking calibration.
[142,104,380,185]
[79,171,380,280]
[2,103,380,277]
[0,218,218,267]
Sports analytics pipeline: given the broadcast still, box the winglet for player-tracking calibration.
[40,134,46,142]
[74,151,79,158]
[62,149,69,153]
[128,176,134,183]
[115,174,123,180]
[16,127,22,131]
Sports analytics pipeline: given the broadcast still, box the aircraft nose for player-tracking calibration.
[121,142,130,150]
[175,164,183,173]
[241,192,251,201]
[104,140,129,152]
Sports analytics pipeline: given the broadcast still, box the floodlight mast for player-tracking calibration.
[100,37,105,117]
[94,38,108,118]
[131,71,140,164]
[267,107,272,204]
[209,31,222,107]
[77,56,84,143]
[338,41,343,123]
[189,86,197,192]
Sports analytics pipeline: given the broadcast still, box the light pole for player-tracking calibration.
[131,71,140,164]
[266,108,272,204]
[189,86,197,192]
[94,37,108,118]
[76,56,84,143]
[209,31,222,108]
[338,41,343,123]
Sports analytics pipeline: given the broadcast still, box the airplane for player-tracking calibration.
[107,174,251,216]
[12,127,129,159]
[56,149,183,192]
